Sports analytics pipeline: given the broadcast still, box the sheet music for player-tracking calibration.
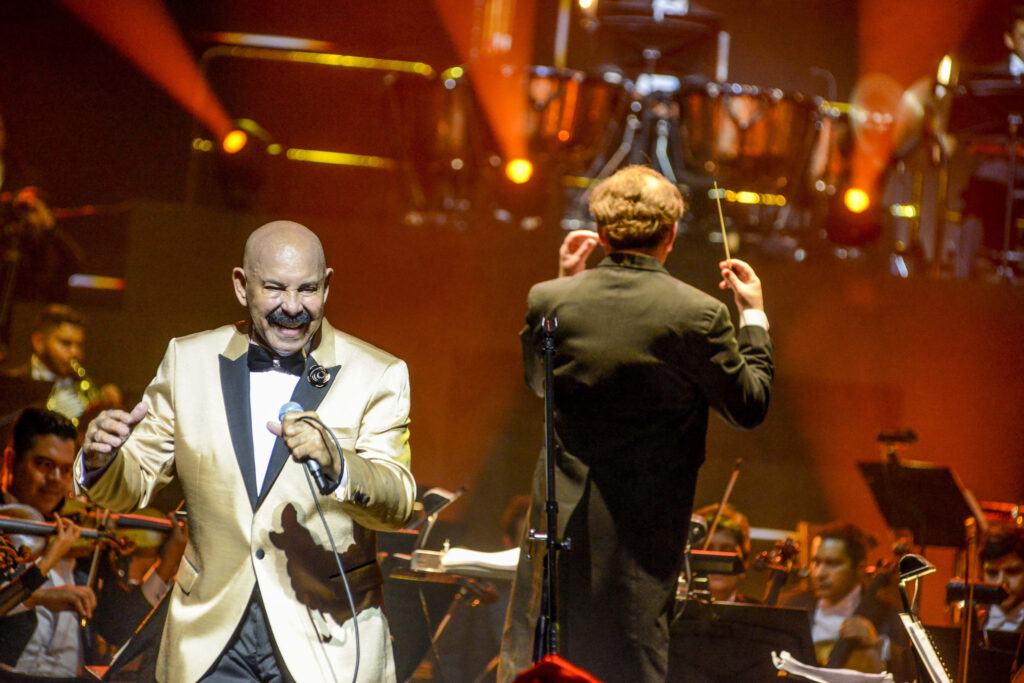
[410,547,519,581]
[771,650,894,683]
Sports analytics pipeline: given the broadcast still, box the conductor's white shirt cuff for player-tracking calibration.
[740,309,769,330]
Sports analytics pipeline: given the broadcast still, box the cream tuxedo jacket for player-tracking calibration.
[74,320,415,682]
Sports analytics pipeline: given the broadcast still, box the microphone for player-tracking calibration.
[278,401,334,494]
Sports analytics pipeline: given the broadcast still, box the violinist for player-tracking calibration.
[780,523,912,680]
[0,407,95,678]
[692,502,760,604]
[978,523,1024,633]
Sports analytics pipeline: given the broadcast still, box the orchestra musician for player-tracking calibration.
[978,523,1024,633]
[500,165,773,682]
[2,304,122,427]
[780,523,913,679]
[75,220,415,682]
[0,408,95,678]
[692,502,760,604]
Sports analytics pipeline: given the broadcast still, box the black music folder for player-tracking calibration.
[668,602,816,682]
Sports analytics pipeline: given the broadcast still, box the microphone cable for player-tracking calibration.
[291,412,361,683]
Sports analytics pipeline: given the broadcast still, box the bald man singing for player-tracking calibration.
[74,221,415,682]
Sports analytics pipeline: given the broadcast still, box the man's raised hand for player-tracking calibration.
[82,401,148,470]
[558,229,600,278]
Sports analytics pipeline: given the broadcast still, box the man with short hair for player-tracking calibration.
[781,523,910,677]
[979,523,1024,632]
[4,304,121,425]
[0,407,96,677]
[76,221,415,682]
[500,165,774,682]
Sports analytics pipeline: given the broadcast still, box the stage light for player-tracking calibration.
[214,119,273,209]
[285,148,395,169]
[506,158,533,184]
[221,129,248,154]
[827,187,881,246]
[59,0,232,139]
[937,55,953,87]
[844,188,870,214]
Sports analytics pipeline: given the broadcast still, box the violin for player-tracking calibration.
[59,499,180,552]
[756,536,800,606]
[0,534,20,576]
[0,500,182,564]
[0,503,128,559]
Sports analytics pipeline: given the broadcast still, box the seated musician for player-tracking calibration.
[3,304,122,427]
[780,523,912,678]
[693,502,760,604]
[0,408,95,677]
[978,523,1024,632]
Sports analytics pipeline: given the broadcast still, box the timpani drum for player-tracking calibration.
[676,82,823,193]
[436,65,629,170]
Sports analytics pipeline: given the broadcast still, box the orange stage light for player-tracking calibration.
[844,188,870,214]
[221,130,248,155]
[432,0,537,162]
[506,158,534,184]
[59,0,233,139]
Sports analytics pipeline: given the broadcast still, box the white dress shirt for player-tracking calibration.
[11,558,83,678]
[248,362,349,495]
[249,369,301,494]
[984,601,1024,632]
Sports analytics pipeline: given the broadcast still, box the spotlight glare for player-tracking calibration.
[937,55,953,87]
[506,158,533,184]
[844,188,870,214]
[222,129,248,154]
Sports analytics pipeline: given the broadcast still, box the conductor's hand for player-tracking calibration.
[82,401,148,471]
[718,259,764,314]
[268,411,343,484]
[558,229,600,278]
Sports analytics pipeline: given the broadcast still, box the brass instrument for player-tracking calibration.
[69,357,103,405]
[47,358,103,426]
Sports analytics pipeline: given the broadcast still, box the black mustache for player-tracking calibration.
[267,309,312,326]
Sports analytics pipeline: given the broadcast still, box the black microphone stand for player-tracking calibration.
[531,315,570,662]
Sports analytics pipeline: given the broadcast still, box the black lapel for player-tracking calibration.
[256,355,341,509]
[220,354,258,510]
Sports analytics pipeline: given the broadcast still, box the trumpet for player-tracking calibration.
[68,358,103,405]
[46,358,106,426]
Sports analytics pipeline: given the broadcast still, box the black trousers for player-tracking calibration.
[200,593,293,683]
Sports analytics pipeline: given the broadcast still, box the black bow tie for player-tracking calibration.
[247,345,306,376]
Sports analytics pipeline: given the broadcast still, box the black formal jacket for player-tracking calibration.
[781,587,914,681]
[500,253,774,683]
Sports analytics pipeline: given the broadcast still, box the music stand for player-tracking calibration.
[667,602,816,682]
[856,456,984,548]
